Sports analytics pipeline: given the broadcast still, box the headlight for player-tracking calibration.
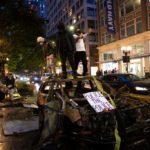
[34,77,39,81]
[135,86,148,91]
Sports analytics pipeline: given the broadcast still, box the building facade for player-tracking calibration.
[97,0,150,77]
[46,0,98,74]
[25,0,46,17]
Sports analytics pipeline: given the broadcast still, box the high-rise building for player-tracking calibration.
[97,0,150,77]
[46,0,98,74]
[25,0,46,18]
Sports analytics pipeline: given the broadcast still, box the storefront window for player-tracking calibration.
[102,51,116,61]
[136,44,144,55]
[127,20,135,36]
[131,43,144,56]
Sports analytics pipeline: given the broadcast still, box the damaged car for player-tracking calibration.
[36,76,150,150]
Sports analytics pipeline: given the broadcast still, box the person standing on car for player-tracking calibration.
[44,42,56,75]
[56,22,77,79]
[73,28,92,76]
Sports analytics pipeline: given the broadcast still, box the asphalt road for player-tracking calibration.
[0,104,39,150]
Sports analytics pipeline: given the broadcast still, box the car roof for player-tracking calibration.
[42,76,93,84]
[102,73,133,76]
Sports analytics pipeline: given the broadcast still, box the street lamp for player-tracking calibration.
[68,25,75,32]
[121,46,132,73]
[37,36,45,45]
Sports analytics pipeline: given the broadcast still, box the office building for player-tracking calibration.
[46,0,98,74]
[97,0,150,77]
[25,0,46,18]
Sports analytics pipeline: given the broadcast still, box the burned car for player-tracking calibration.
[36,77,150,150]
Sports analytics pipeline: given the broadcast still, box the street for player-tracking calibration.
[0,99,40,150]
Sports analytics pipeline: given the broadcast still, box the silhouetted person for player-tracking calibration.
[96,69,103,77]
[5,73,15,90]
[56,22,77,79]
[0,86,5,101]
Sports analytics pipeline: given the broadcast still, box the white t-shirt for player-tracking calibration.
[73,33,87,52]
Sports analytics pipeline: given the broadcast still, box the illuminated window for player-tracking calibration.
[125,0,134,14]
[135,0,141,9]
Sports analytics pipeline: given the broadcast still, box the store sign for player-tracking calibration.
[83,91,114,113]
[105,0,115,33]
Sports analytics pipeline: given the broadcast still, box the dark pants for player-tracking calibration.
[60,51,76,73]
[74,51,88,74]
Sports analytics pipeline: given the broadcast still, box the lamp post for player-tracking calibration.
[36,36,46,71]
[121,46,132,73]
[68,25,75,33]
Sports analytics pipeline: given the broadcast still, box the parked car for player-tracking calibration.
[41,73,51,83]
[36,77,150,150]
[100,73,150,95]
[30,74,41,84]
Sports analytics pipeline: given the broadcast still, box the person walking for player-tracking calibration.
[73,28,92,76]
[56,22,77,79]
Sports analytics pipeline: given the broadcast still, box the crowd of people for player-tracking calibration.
[96,68,118,77]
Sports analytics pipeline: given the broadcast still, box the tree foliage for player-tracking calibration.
[0,0,45,73]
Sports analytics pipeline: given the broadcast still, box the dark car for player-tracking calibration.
[30,74,41,84]
[35,77,150,150]
[100,73,150,95]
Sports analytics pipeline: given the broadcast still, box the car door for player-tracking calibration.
[101,75,120,89]
[109,75,123,89]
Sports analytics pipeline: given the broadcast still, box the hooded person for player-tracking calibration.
[56,22,77,79]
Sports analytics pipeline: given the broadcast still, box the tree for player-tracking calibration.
[0,0,45,73]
